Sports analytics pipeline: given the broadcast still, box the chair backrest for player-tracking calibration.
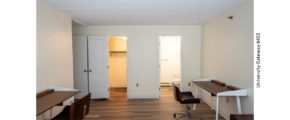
[172,83,181,102]
[172,83,177,100]
[75,93,91,120]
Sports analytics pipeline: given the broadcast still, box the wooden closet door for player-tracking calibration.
[73,36,89,99]
[88,36,109,99]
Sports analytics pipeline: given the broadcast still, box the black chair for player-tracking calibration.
[75,93,91,120]
[173,83,200,120]
[52,93,91,120]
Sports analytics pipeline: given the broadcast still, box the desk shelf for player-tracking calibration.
[110,51,126,53]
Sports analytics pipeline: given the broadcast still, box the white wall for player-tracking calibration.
[73,25,201,98]
[201,0,253,118]
[37,0,73,91]
[37,1,73,119]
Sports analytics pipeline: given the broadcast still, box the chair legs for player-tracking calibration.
[173,112,186,120]
[173,105,192,120]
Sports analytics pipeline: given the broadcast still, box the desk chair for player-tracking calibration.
[52,93,91,120]
[173,83,200,120]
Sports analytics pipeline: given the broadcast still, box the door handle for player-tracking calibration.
[84,69,87,72]
[89,69,92,72]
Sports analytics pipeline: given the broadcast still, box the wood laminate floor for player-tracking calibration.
[85,87,225,120]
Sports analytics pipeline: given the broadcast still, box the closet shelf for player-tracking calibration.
[110,51,127,53]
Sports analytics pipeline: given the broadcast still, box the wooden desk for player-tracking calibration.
[192,80,247,120]
[37,89,79,116]
[193,81,229,96]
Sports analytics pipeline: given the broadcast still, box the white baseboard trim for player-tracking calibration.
[128,95,159,99]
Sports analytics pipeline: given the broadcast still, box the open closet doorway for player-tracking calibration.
[159,36,181,88]
[108,36,128,98]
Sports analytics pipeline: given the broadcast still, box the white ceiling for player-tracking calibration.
[42,0,245,26]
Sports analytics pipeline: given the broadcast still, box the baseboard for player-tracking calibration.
[160,82,171,87]
[128,95,159,99]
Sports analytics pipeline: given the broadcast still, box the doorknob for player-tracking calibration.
[89,69,92,72]
[83,69,87,72]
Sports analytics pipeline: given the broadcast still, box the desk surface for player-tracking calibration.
[37,90,79,116]
[192,81,235,96]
